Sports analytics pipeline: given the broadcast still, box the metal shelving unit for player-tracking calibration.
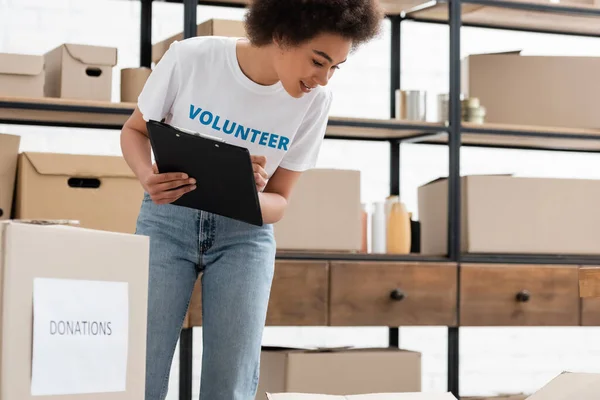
[405,0,600,396]
[2,0,600,398]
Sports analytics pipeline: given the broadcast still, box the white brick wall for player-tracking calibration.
[2,1,600,398]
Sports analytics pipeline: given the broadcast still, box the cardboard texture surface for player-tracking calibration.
[44,44,118,101]
[0,53,45,97]
[256,347,421,399]
[462,395,527,400]
[120,67,151,102]
[524,372,600,400]
[0,134,20,220]
[14,152,144,234]
[273,169,362,252]
[0,221,149,400]
[418,175,600,255]
[265,393,457,399]
[462,52,600,129]
[153,18,246,63]
[264,371,600,400]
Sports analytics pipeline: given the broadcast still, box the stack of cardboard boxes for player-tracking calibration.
[0,43,118,101]
[0,132,362,249]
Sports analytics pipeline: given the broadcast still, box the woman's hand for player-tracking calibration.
[142,163,196,204]
[252,155,268,192]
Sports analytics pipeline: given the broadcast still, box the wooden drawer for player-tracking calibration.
[329,261,458,326]
[460,264,579,326]
[579,266,600,326]
[185,260,329,327]
[581,298,600,326]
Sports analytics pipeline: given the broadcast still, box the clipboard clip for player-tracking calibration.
[173,125,227,143]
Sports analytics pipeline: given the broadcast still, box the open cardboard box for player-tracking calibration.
[265,371,600,399]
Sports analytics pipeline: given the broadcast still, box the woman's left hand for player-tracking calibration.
[251,155,268,192]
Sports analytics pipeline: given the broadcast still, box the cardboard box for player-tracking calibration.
[263,371,600,399]
[44,43,118,101]
[266,395,455,400]
[256,347,421,399]
[0,53,45,98]
[525,371,600,399]
[0,134,20,220]
[462,395,527,400]
[120,67,151,103]
[418,175,600,255]
[152,18,246,63]
[273,169,362,252]
[14,152,144,234]
[0,220,149,400]
[461,51,600,129]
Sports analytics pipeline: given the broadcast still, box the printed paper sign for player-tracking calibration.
[31,277,129,395]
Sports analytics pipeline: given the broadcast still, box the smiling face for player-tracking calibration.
[272,33,352,98]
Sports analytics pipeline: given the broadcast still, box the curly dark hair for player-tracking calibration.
[244,0,384,49]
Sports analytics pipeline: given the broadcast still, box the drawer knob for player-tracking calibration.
[390,289,406,301]
[516,290,531,302]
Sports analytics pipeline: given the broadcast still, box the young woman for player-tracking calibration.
[120,1,383,399]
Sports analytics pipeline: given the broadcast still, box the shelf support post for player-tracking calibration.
[390,14,402,118]
[179,328,193,400]
[180,4,197,399]
[388,13,403,348]
[183,0,198,39]
[140,0,152,68]
[448,0,462,398]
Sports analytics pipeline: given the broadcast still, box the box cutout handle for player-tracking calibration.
[86,67,103,77]
[0,208,3,217]
[68,177,101,189]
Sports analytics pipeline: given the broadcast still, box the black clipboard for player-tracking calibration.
[146,120,263,226]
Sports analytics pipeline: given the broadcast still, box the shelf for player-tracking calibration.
[409,121,600,152]
[276,250,449,262]
[275,250,600,265]
[4,97,600,150]
[462,253,600,265]
[0,96,135,130]
[326,117,447,140]
[404,0,600,36]
[0,96,447,140]
[162,0,417,15]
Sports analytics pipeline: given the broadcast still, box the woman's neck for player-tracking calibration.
[235,39,280,86]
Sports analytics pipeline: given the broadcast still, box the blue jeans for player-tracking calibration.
[135,193,276,400]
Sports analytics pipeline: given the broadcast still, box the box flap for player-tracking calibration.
[0,53,44,76]
[23,152,136,178]
[466,50,523,57]
[266,393,457,399]
[525,372,600,399]
[63,44,117,66]
[419,174,514,187]
[10,219,80,227]
[261,346,417,354]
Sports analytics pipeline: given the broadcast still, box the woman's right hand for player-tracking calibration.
[141,163,197,205]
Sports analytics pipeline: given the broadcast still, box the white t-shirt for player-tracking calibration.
[137,36,333,177]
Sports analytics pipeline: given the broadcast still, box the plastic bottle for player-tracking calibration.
[386,198,411,254]
[371,202,386,253]
[360,203,368,253]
